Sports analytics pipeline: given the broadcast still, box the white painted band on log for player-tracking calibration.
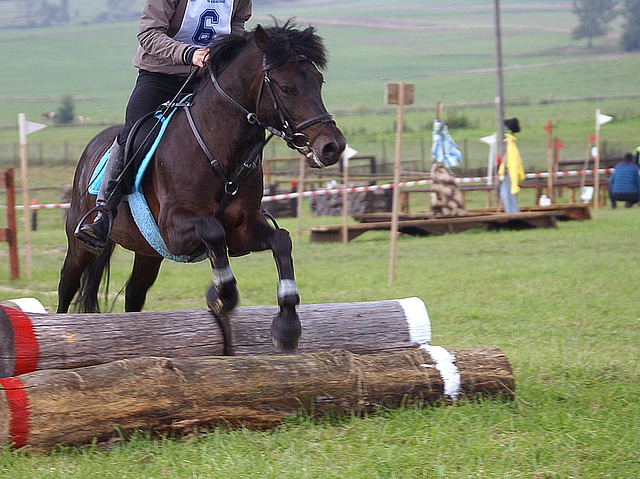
[422,345,461,401]
[398,297,431,345]
[2,298,46,314]
[277,280,298,300]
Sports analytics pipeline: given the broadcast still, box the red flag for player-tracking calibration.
[543,120,552,133]
[588,133,596,142]
[555,140,565,149]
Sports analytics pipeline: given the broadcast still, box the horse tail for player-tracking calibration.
[75,240,116,313]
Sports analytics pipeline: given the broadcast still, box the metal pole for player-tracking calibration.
[493,0,506,176]
[594,109,601,220]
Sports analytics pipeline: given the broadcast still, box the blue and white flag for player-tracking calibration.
[431,120,462,167]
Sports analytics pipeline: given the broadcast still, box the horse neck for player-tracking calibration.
[192,66,264,163]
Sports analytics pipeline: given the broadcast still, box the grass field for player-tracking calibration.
[0,181,638,477]
[1,2,639,477]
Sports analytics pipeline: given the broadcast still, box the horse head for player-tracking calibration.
[208,21,346,169]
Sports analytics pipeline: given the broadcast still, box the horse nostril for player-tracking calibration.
[322,142,340,162]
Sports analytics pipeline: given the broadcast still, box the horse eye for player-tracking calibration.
[279,85,294,95]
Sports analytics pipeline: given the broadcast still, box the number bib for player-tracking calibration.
[173,0,234,47]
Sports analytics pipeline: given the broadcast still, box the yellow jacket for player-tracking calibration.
[498,133,525,194]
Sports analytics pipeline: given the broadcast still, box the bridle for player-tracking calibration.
[208,54,336,167]
[181,53,336,218]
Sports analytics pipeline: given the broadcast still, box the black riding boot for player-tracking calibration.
[75,139,126,253]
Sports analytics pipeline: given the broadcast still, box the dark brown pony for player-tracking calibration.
[57,22,346,351]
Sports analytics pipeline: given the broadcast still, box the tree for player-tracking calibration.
[59,0,70,23]
[621,0,640,50]
[56,95,75,125]
[572,0,620,48]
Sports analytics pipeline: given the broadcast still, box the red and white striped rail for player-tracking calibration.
[2,168,612,208]
[261,168,612,202]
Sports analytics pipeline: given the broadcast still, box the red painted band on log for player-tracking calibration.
[0,306,39,376]
[0,299,430,377]
[0,377,30,449]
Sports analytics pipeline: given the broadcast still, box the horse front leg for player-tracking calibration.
[195,217,239,316]
[270,227,301,351]
[248,221,301,351]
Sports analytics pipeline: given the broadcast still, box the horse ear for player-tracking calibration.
[254,25,270,52]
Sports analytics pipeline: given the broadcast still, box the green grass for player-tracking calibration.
[1,2,639,476]
[1,178,639,477]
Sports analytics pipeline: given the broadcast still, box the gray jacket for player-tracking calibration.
[132,0,252,76]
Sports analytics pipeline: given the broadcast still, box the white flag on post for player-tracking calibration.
[341,144,358,167]
[480,134,497,145]
[596,112,613,126]
[26,120,47,134]
[17,113,46,281]
[18,113,47,145]
[480,133,497,185]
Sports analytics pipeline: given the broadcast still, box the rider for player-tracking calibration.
[76,0,253,252]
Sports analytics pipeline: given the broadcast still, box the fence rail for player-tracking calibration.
[0,136,629,172]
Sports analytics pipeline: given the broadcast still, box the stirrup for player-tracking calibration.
[74,206,114,254]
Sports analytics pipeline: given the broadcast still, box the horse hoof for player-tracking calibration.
[270,311,301,352]
[272,336,299,352]
[206,282,238,316]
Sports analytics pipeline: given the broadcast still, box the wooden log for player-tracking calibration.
[0,346,514,450]
[0,298,431,377]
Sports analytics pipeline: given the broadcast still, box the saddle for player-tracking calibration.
[88,95,207,263]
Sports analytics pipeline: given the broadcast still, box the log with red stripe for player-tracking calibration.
[0,298,432,377]
[0,346,514,450]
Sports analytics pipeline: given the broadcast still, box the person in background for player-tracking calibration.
[498,117,525,213]
[76,0,253,253]
[608,152,640,208]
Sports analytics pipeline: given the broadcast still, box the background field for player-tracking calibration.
[0,199,638,478]
[1,0,639,170]
[1,1,639,477]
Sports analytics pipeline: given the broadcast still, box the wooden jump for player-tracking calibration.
[309,210,563,243]
[0,346,514,450]
[353,203,592,223]
[0,298,431,377]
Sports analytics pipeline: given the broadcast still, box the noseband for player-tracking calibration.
[209,55,336,166]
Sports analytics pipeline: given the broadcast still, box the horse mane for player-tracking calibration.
[206,19,327,79]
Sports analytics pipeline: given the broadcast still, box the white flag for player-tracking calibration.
[18,113,47,145]
[597,112,613,126]
[340,144,358,167]
[25,120,47,135]
[480,133,497,145]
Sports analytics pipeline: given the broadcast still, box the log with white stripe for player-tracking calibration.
[0,346,514,450]
[0,298,431,377]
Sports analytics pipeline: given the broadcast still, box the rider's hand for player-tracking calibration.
[192,48,209,68]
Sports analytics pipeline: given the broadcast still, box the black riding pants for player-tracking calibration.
[117,69,196,147]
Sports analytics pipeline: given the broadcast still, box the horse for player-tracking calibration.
[57,22,346,351]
